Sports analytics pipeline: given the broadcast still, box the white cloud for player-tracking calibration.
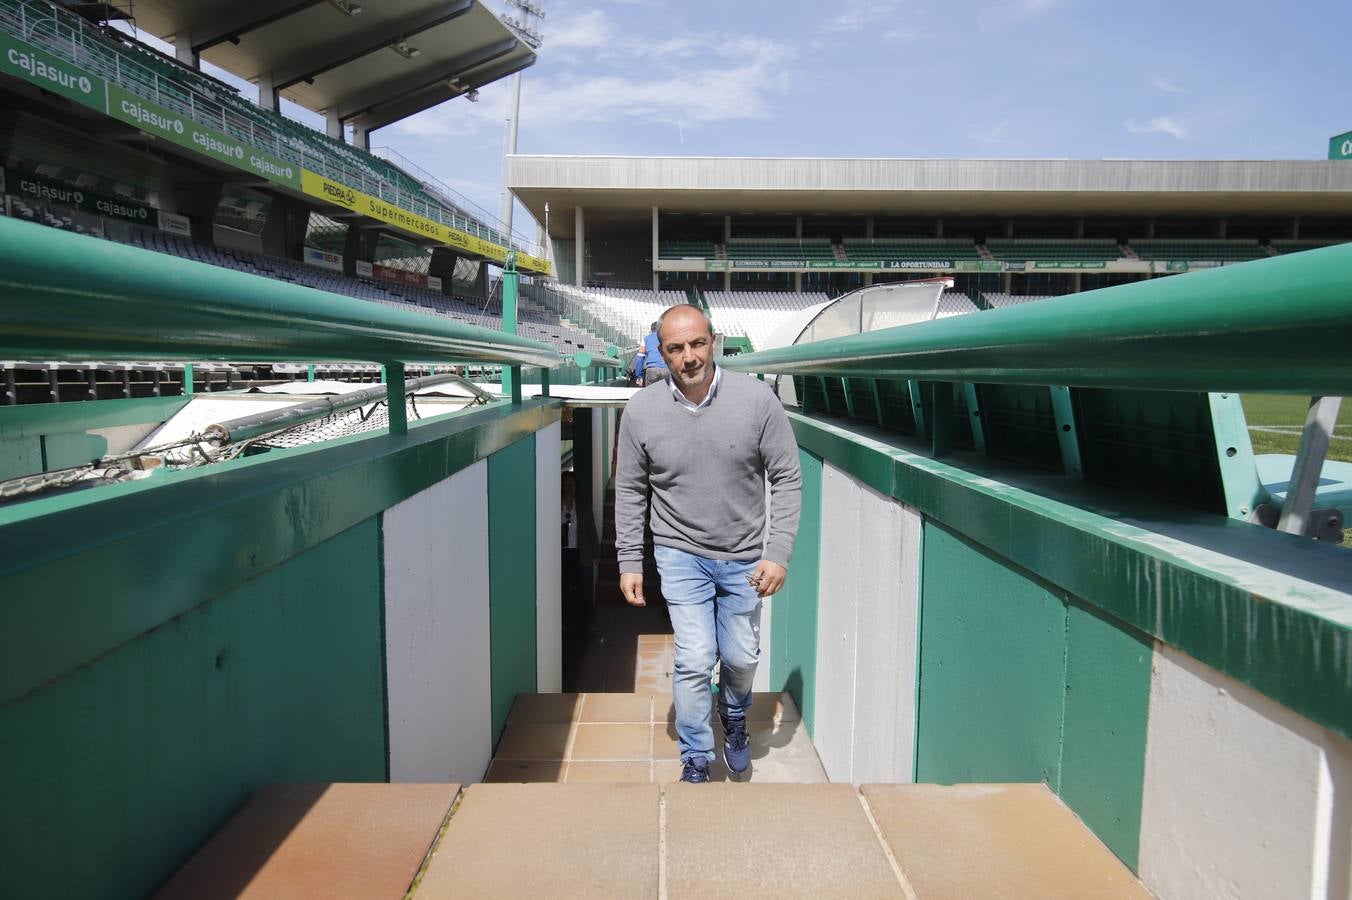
[520,36,794,126]
[1151,75,1184,93]
[828,0,901,32]
[1126,115,1188,140]
[884,26,926,42]
[978,0,1064,30]
[547,9,617,52]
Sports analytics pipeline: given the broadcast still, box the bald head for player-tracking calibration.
[656,304,714,343]
[656,304,716,396]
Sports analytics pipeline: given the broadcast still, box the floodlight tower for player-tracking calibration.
[500,0,544,246]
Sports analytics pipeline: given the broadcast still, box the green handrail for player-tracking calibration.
[0,218,561,369]
[719,244,1352,395]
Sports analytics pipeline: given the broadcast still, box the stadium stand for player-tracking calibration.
[984,292,1056,308]
[28,221,606,354]
[536,284,687,347]
[659,240,719,258]
[0,0,512,248]
[1271,240,1343,254]
[724,239,835,261]
[842,239,983,262]
[936,291,980,318]
[705,291,831,352]
[984,240,1125,262]
[1126,240,1267,261]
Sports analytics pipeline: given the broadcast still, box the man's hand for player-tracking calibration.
[620,572,646,607]
[749,560,788,598]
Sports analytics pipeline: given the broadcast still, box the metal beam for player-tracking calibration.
[272,0,475,90]
[0,218,560,368]
[1277,396,1343,536]
[191,1,326,54]
[336,39,521,122]
[354,52,535,133]
[720,244,1352,395]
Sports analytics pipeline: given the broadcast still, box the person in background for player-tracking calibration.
[630,345,646,386]
[641,322,668,386]
[615,305,802,784]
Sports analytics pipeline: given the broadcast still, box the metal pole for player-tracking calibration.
[502,251,519,402]
[1277,396,1343,537]
[500,71,523,237]
[385,362,407,435]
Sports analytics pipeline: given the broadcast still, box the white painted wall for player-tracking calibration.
[849,483,921,784]
[812,463,922,785]
[1139,644,1352,900]
[815,463,861,782]
[382,460,493,784]
[535,422,562,692]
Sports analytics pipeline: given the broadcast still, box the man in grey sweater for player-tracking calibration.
[615,304,802,784]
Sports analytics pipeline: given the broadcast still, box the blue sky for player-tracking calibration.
[383,0,1352,241]
[135,0,1352,244]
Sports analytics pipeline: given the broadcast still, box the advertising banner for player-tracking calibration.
[355,260,374,277]
[952,260,1003,272]
[372,263,428,287]
[106,85,301,190]
[0,33,107,110]
[1032,261,1106,270]
[6,167,155,224]
[1330,130,1352,160]
[303,246,344,271]
[299,171,550,274]
[882,260,952,270]
[158,210,191,236]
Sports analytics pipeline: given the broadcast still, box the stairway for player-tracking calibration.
[161,775,1149,898]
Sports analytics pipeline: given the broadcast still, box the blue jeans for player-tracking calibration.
[654,545,762,764]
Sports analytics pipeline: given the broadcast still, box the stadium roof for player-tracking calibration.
[508,157,1352,237]
[122,0,535,132]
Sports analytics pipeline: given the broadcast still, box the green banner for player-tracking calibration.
[4,167,155,224]
[881,260,951,270]
[106,85,301,190]
[953,260,1003,272]
[1032,261,1106,269]
[0,32,107,110]
[1330,130,1352,160]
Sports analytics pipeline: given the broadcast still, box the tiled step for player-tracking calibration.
[486,691,825,784]
[410,780,1147,897]
[862,783,1150,898]
[157,783,459,899]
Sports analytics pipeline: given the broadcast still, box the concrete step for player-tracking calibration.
[412,779,1147,898]
[486,691,823,785]
[157,782,459,899]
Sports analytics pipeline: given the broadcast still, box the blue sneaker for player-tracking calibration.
[680,757,710,784]
[721,715,750,775]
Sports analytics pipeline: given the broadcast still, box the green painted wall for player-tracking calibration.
[914,521,1153,869]
[770,449,823,735]
[489,435,538,739]
[0,520,386,899]
[1060,602,1152,870]
[916,522,1067,786]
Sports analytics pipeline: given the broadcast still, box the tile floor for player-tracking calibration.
[484,691,828,784]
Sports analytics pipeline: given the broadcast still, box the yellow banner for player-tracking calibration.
[299,170,550,275]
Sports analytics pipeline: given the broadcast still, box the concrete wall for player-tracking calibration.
[0,400,562,899]
[782,414,1352,896]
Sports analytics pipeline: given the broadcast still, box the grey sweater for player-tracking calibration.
[615,368,802,576]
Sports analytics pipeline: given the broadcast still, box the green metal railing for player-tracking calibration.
[721,246,1352,526]
[720,244,1352,396]
[0,218,559,433]
[0,0,522,252]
